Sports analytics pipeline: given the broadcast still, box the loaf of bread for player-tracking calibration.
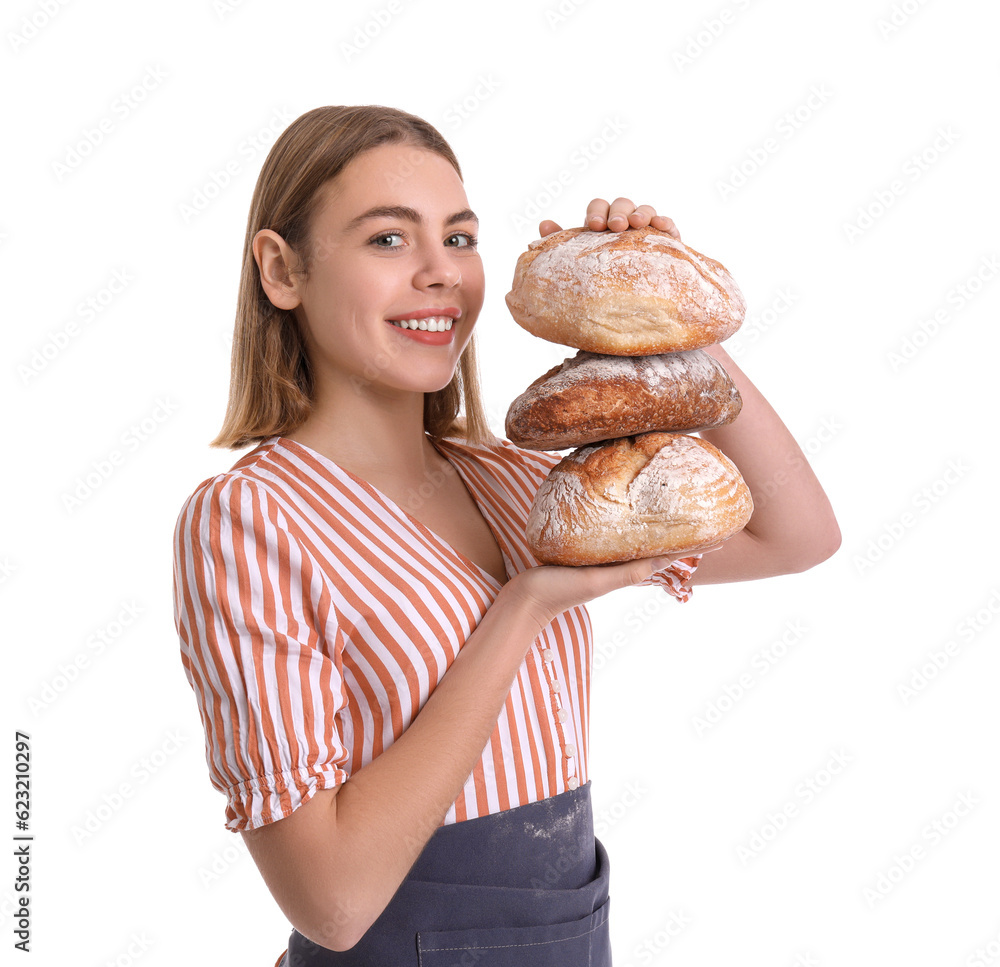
[526,432,753,566]
[505,227,746,355]
[506,349,742,450]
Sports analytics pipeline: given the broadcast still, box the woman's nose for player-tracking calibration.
[411,246,462,289]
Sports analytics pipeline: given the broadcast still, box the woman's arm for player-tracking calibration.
[238,552,695,952]
[540,197,841,584]
[689,342,841,584]
[239,584,543,951]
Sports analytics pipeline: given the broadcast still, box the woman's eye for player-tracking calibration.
[446,233,477,248]
[372,232,404,248]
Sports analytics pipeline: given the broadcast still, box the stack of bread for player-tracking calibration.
[503,226,754,566]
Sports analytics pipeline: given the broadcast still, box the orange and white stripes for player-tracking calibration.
[172,435,698,832]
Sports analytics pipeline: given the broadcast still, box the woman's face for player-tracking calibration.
[290,142,485,399]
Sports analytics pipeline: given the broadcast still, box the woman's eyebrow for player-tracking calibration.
[345,205,479,231]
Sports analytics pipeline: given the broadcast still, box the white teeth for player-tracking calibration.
[388,316,454,331]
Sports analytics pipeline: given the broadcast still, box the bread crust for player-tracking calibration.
[505,227,746,354]
[526,432,753,565]
[506,349,743,450]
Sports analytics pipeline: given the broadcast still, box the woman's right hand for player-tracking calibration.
[502,547,720,632]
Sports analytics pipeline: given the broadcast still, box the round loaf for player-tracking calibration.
[526,432,753,566]
[506,349,742,450]
[505,227,746,354]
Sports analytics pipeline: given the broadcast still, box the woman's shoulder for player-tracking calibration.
[173,438,290,534]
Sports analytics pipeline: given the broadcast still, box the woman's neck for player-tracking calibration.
[285,384,439,480]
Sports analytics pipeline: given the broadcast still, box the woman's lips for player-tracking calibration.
[385,316,455,344]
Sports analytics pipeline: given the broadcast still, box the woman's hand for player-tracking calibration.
[538,197,681,240]
[503,545,722,631]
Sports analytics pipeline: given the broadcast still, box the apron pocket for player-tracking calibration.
[416,895,610,967]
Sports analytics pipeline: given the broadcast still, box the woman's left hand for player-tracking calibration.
[538,197,681,240]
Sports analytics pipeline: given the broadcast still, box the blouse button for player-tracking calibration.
[551,680,561,693]
[564,744,576,758]
[541,649,555,662]
[567,776,580,791]
[556,708,568,723]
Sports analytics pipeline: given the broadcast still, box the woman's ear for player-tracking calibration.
[253,229,303,310]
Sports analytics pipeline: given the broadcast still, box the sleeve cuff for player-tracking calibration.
[635,554,702,602]
[222,765,350,832]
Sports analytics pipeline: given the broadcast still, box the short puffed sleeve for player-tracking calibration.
[172,475,350,832]
[634,554,702,602]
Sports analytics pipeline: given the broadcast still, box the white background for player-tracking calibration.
[4,0,999,964]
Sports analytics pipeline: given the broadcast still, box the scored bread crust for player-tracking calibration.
[526,432,753,566]
[506,349,743,450]
[505,227,746,355]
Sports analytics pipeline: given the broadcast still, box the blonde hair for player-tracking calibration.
[211,105,499,451]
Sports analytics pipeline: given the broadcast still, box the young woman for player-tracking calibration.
[172,105,840,965]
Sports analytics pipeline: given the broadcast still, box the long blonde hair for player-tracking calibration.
[211,104,498,451]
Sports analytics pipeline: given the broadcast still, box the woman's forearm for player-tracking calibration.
[242,584,547,951]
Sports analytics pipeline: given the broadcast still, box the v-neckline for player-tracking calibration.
[271,435,512,589]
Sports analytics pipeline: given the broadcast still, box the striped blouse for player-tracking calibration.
[172,433,700,832]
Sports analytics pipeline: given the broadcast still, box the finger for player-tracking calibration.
[649,214,681,240]
[538,219,563,237]
[628,205,658,229]
[585,198,611,232]
[606,196,636,233]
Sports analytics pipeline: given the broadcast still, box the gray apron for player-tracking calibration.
[278,781,612,965]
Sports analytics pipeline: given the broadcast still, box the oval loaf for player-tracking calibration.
[526,432,753,566]
[504,227,746,354]
[505,349,742,450]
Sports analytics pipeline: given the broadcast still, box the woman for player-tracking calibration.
[172,104,840,965]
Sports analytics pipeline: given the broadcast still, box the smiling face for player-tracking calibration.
[287,142,485,400]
